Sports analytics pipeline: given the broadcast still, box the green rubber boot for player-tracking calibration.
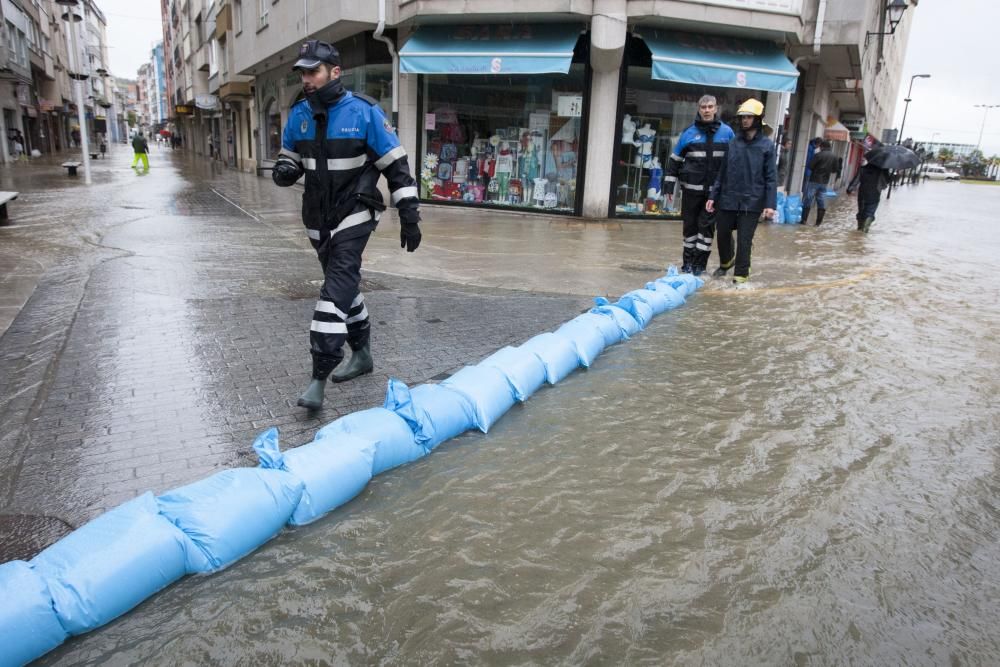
[331,344,373,383]
[861,216,875,233]
[296,379,326,410]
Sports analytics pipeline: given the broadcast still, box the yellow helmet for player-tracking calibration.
[737,98,765,116]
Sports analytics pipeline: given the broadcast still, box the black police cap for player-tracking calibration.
[292,39,340,71]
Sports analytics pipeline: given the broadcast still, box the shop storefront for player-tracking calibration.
[611,30,799,219]
[401,24,588,214]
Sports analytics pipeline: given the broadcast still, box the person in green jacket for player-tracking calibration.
[131,133,149,170]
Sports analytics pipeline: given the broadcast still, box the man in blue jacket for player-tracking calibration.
[706,99,777,287]
[272,40,422,409]
[663,95,735,275]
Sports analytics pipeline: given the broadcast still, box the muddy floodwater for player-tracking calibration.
[39,182,1000,665]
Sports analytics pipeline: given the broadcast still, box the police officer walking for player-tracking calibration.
[272,40,422,409]
[706,98,777,288]
[663,95,734,275]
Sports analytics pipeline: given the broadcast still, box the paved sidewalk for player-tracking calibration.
[0,148,687,560]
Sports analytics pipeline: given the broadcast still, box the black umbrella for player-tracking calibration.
[865,144,921,170]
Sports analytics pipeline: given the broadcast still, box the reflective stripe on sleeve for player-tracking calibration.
[391,186,418,204]
[682,183,705,191]
[307,228,321,240]
[685,150,707,158]
[374,146,406,170]
[669,154,684,162]
[301,157,317,170]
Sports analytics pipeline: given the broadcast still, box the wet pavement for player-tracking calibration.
[3,148,1000,665]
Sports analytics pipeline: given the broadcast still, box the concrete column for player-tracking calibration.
[397,71,418,162]
[581,0,626,219]
[788,64,821,194]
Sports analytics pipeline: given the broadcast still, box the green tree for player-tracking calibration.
[938,147,954,163]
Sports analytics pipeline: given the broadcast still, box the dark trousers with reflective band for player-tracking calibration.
[715,210,760,279]
[680,189,715,272]
[309,232,371,379]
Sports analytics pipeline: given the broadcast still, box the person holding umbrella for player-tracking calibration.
[847,143,918,232]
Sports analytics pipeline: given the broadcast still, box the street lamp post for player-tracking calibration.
[897,73,931,146]
[57,0,91,185]
[974,104,1000,153]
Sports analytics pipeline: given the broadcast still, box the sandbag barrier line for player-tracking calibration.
[0,265,702,667]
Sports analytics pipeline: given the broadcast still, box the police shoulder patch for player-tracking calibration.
[383,118,395,134]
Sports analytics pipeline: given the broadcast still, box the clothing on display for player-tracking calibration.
[419,69,584,212]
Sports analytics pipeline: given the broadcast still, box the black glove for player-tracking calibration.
[272,161,302,187]
[400,223,421,252]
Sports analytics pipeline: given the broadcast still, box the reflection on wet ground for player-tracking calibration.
[4,150,1000,664]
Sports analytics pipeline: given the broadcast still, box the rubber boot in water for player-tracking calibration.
[332,343,373,383]
[297,354,337,410]
[801,206,810,225]
[296,380,326,410]
[861,216,875,233]
[815,208,826,226]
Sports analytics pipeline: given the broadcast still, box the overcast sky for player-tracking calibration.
[893,0,1000,156]
[97,0,1000,156]
[97,0,162,82]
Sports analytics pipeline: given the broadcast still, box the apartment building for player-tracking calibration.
[0,0,111,163]
[163,0,918,219]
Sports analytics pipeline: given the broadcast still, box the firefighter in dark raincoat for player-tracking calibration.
[706,98,777,288]
[272,40,421,409]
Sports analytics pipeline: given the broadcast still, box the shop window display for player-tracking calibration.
[614,57,764,218]
[419,65,586,212]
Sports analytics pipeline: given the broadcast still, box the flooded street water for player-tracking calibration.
[37,181,1000,665]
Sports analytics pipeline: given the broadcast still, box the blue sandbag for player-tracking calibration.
[622,288,671,316]
[254,427,375,526]
[592,298,641,338]
[479,346,547,400]
[157,468,304,573]
[644,280,686,309]
[0,561,67,665]
[555,318,607,367]
[774,191,787,224]
[519,332,581,384]
[658,265,701,297]
[571,311,624,346]
[384,379,476,449]
[442,365,517,433]
[785,193,802,223]
[615,295,653,329]
[31,493,196,635]
[316,407,425,475]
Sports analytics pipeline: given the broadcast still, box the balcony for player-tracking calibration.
[193,43,210,72]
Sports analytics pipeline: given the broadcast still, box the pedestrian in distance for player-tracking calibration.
[271,39,422,410]
[663,95,734,276]
[131,132,150,170]
[802,139,841,226]
[11,134,25,162]
[846,149,890,233]
[706,98,777,288]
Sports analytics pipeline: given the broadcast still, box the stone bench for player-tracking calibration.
[0,190,18,223]
[61,161,83,176]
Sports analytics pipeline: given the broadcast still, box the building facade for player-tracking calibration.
[160,0,919,219]
[0,0,112,163]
